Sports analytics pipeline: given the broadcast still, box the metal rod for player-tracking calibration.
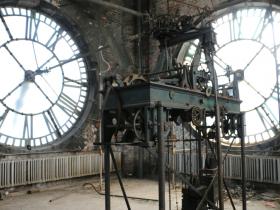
[222,138,237,210]
[109,147,131,210]
[103,112,111,210]
[189,124,192,178]
[104,142,110,210]
[182,123,187,183]
[83,0,145,17]
[144,147,219,210]
[223,179,236,210]
[206,132,236,210]
[83,182,158,202]
[137,0,143,74]
[203,34,224,209]
[167,141,172,210]
[198,128,203,179]
[240,113,247,210]
[157,104,165,210]
[196,173,217,210]
[98,46,104,191]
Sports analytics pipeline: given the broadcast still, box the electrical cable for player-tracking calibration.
[83,183,159,202]
[99,48,111,73]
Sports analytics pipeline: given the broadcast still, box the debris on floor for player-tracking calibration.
[264,201,277,208]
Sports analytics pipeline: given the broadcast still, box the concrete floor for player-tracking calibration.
[0,177,279,210]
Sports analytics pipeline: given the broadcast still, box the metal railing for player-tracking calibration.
[0,152,121,189]
[1,151,279,189]
[173,152,280,184]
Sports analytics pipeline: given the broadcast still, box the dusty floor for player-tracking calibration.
[0,177,279,210]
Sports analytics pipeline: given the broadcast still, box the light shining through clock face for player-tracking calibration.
[181,4,280,145]
[0,5,92,148]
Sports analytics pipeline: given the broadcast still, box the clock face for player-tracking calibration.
[0,1,94,149]
[179,2,280,145]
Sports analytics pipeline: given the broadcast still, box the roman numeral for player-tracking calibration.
[44,110,62,138]
[23,115,33,139]
[56,93,79,116]
[25,11,40,40]
[253,9,271,41]
[64,77,87,88]
[0,109,9,128]
[229,11,238,41]
[45,28,63,51]
[0,10,13,40]
[256,105,278,135]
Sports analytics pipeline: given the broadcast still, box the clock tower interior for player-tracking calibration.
[0,1,280,210]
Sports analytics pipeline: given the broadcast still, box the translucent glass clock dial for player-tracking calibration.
[0,2,94,149]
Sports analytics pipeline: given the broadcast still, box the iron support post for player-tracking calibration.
[104,142,110,210]
[103,112,111,210]
[98,47,104,191]
[240,113,247,210]
[198,130,203,179]
[157,105,165,210]
[203,36,224,209]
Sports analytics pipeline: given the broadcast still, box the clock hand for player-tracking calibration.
[64,77,87,87]
[0,81,25,102]
[242,45,264,71]
[33,81,55,106]
[31,54,84,77]
[15,82,30,111]
[32,41,40,70]
[4,45,26,72]
[243,79,266,100]
[34,69,49,75]
[34,55,55,72]
[44,54,86,72]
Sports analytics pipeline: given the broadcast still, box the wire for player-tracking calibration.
[98,46,111,74]
[83,183,159,202]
